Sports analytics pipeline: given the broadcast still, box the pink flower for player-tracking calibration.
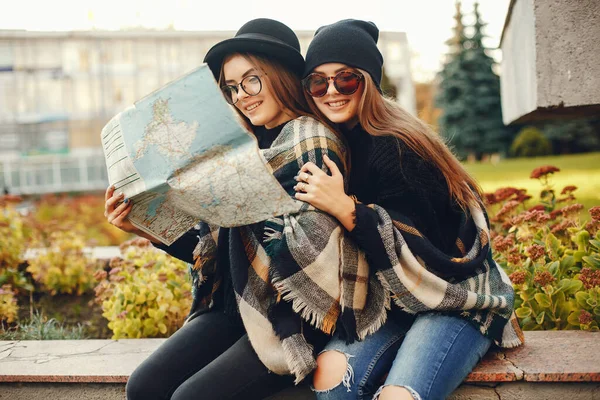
[493,234,515,253]
[534,271,555,286]
[580,268,600,289]
[526,244,545,261]
[496,200,521,218]
[579,310,593,325]
[560,185,578,195]
[590,206,600,221]
[530,165,560,179]
[509,271,527,285]
[560,203,584,217]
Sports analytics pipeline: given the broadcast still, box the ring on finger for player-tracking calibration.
[301,172,310,182]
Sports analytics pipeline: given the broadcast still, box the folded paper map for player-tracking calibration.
[100,64,300,245]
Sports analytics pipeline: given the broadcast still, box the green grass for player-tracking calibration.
[463,152,600,212]
[0,310,87,340]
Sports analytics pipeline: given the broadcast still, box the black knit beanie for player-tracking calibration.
[304,19,384,89]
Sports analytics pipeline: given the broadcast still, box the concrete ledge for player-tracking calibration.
[0,339,163,383]
[1,331,598,399]
[465,331,600,383]
[0,383,125,400]
[500,0,600,124]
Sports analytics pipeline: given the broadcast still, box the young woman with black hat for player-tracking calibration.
[295,19,524,400]
[103,18,360,400]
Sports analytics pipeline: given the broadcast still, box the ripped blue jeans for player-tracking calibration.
[313,313,492,400]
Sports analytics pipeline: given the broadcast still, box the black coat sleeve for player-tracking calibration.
[152,228,200,264]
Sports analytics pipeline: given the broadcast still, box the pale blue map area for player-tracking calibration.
[119,65,249,191]
[147,195,165,218]
[107,64,299,245]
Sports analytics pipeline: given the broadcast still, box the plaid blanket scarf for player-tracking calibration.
[189,116,523,383]
[189,116,385,383]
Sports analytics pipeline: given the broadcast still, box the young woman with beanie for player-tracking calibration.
[103,18,371,400]
[295,19,524,400]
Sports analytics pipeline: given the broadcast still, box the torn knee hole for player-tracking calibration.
[312,350,354,393]
[374,385,421,400]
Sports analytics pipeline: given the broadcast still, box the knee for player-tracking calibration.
[376,385,419,400]
[126,366,157,400]
[312,350,350,391]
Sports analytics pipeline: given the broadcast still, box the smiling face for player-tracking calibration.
[222,54,290,129]
[309,63,364,127]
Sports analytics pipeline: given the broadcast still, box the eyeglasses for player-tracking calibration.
[220,75,262,105]
[302,71,364,98]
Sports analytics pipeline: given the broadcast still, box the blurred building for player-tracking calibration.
[500,0,600,124]
[0,29,414,195]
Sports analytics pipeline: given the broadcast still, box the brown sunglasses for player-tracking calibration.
[302,71,364,97]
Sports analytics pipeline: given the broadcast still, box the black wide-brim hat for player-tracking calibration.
[204,18,305,80]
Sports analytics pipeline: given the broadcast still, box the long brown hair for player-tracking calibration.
[218,53,338,136]
[305,69,482,211]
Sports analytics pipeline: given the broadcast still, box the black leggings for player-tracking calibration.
[126,311,295,400]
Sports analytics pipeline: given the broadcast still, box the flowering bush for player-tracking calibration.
[0,199,26,271]
[94,238,192,339]
[31,194,131,247]
[0,193,130,301]
[0,197,34,323]
[488,165,600,331]
[0,285,18,323]
[26,229,99,295]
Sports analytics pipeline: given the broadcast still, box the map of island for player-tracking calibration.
[101,65,300,245]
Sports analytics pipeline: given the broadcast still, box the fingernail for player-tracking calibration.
[118,192,124,197]
[124,198,129,204]
[293,175,299,181]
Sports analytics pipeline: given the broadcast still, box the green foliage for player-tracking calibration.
[0,310,86,340]
[27,230,99,295]
[510,126,552,157]
[0,203,33,292]
[0,285,18,323]
[541,117,600,155]
[1,193,132,302]
[487,166,600,331]
[31,194,132,247]
[436,2,510,158]
[0,204,26,272]
[0,200,32,322]
[94,239,192,339]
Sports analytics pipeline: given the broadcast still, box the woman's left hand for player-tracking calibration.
[294,155,354,221]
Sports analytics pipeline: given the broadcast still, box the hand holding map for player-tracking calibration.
[100,64,300,245]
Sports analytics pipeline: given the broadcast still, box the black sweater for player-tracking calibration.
[343,124,462,256]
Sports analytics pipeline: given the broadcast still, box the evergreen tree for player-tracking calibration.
[435,1,476,159]
[467,2,511,155]
[436,1,510,159]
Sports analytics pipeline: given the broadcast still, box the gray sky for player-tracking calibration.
[0,0,511,82]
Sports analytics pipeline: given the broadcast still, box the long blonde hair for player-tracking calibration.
[306,69,482,211]
[218,53,337,136]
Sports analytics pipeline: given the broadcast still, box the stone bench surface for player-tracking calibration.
[0,331,598,384]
